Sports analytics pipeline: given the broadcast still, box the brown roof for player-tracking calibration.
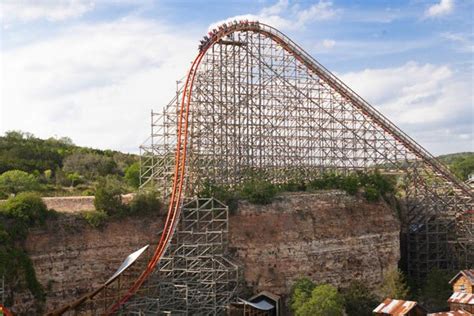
[448,292,474,305]
[373,298,424,315]
[428,311,472,316]
[449,270,474,285]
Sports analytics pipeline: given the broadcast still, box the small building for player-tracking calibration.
[373,298,427,316]
[428,311,471,316]
[447,292,474,314]
[449,270,474,294]
[229,291,281,316]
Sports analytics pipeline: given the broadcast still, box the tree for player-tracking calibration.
[94,177,126,216]
[342,281,378,316]
[419,268,453,312]
[290,278,316,313]
[381,267,410,300]
[298,284,344,316]
[0,170,40,195]
[2,192,49,225]
[125,162,140,188]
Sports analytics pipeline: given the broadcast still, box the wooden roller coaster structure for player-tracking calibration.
[46,21,472,315]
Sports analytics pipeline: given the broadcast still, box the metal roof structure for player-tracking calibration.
[373,298,423,315]
[448,292,474,305]
[428,311,472,316]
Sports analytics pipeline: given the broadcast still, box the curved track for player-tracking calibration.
[105,21,472,314]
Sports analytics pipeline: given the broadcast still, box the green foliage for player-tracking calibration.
[381,267,410,300]
[125,162,141,188]
[66,172,82,187]
[297,284,344,316]
[418,268,453,312]
[342,281,378,316]
[438,152,474,181]
[2,192,49,225]
[290,277,316,312]
[364,186,380,202]
[63,152,118,179]
[0,170,40,195]
[129,191,162,216]
[239,178,277,204]
[82,210,108,228]
[94,177,126,216]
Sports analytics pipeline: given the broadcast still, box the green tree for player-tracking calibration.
[125,162,140,188]
[290,278,316,313]
[94,177,126,216]
[0,170,40,195]
[342,281,378,316]
[2,192,49,225]
[419,268,453,312]
[298,284,344,316]
[381,267,410,300]
[129,190,162,216]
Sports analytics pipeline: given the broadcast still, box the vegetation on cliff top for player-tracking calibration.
[0,131,138,198]
[0,193,57,313]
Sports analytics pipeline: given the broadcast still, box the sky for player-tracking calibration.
[0,0,472,155]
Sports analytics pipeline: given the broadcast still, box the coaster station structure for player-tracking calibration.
[45,21,473,315]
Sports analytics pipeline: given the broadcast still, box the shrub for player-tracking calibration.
[381,267,410,300]
[0,170,40,195]
[297,284,344,316]
[129,191,162,216]
[342,281,378,316]
[125,162,140,188]
[82,210,108,228]
[239,178,277,204]
[94,177,126,215]
[418,268,453,312]
[198,180,238,212]
[290,277,316,312]
[2,192,49,225]
[364,186,380,202]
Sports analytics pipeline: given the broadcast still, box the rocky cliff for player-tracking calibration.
[13,190,399,314]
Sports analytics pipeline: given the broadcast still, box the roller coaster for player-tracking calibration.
[48,21,472,315]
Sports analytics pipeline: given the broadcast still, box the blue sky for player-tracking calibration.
[0,0,472,155]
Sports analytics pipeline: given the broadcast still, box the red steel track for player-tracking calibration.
[105,21,472,315]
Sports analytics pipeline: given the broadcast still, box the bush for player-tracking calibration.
[0,170,40,195]
[297,284,344,316]
[2,192,49,225]
[82,210,108,228]
[364,186,380,202]
[342,281,378,316]
[239,178,277,204]
[129,191,162,216]
[198,180,238,212]
[290,277,316,312]
[94,177,126,216]
[125,162,140,188]
[418,268,453,312]
[381,267,410,300]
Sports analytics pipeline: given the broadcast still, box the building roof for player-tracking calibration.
[448,292,474,305]
[249,291,281,303]
[373,298,423,315]
[428,311,471,316]
[449,270,474,285]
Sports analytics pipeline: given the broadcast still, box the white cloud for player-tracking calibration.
[425,0,454,18]
[1,18,198,152]
[210,0,338,31]
[321,39,336,49]
[441,32,474,53]
[0,0,95,23]
[339,62,473,154]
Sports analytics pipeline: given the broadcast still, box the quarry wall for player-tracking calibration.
[14,191,399,313]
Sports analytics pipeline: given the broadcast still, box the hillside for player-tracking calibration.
[437,152,474,181]
[0,131,139,198]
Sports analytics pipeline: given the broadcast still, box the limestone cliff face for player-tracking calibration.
[228,191,400,296]
[15,191,399,313]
